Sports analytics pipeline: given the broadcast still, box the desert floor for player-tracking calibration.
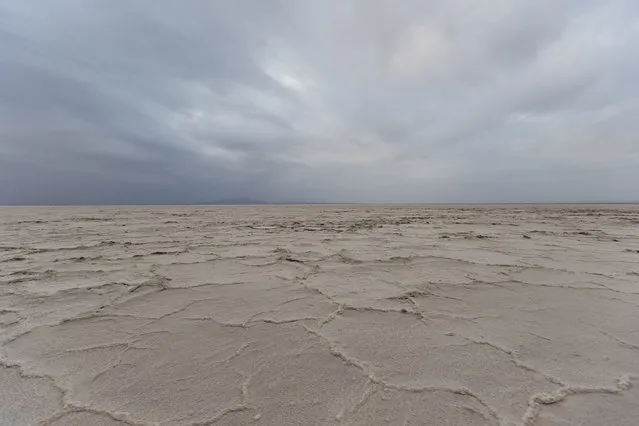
[1,205,638,426]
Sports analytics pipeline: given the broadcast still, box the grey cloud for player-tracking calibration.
[1,0,638,204]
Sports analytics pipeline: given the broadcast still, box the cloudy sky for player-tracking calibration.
[1,1,638,204]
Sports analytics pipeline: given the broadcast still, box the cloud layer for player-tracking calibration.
[1,1,638,204]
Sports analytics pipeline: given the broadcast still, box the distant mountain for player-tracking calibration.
[197,197,268,205]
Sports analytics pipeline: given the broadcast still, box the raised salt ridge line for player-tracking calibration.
[1,205,638,425]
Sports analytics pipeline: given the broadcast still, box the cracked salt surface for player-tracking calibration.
[1,205,638,425]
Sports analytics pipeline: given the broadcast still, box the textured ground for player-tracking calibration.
[1,205,638,426]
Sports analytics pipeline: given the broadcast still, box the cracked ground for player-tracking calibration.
[1,205,638,426]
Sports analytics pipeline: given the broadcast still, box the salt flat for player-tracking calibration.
[1,205,638,426]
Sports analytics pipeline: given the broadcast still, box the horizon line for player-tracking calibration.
[1,201,638,207]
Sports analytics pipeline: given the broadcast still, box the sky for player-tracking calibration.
[1,1,638,204]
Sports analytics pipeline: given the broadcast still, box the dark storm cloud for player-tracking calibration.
[1,0,638,204]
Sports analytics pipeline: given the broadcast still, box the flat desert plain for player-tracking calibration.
[1,205,638,426]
